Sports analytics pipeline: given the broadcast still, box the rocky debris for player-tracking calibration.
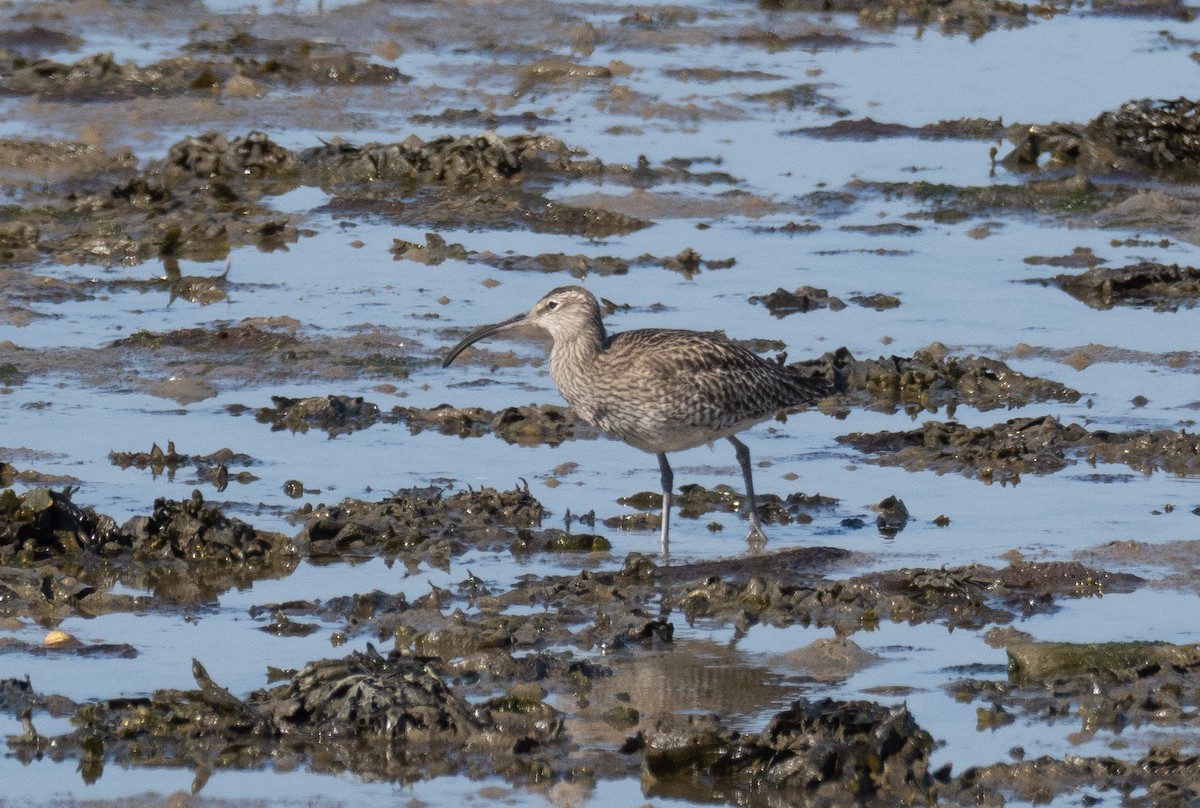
[0,482,571,607]
[818,345,1081,416]
[0,675,78,721]
[792,116,1006,141]
[516,57,612,91]
[162,130,299,183]
[295,485,547,564]
[305,132,567,187]
[114,319,302,352]
[673,559,1137,634]
[256,394,382,436]
[841,415,1200,482]
[0,483,1163,801]
[0,26,83,56]
[256,648,485,743]
[944,639,1200,802]
[392,236,734,280]
[367,187,649,237]
[248,590,413,641]
[0,42,401,102]
[840,416,1084,484]
[162,260,233,306]
[760,0,1038,38]
[123,490,292,566]
[0,487,124,564]
[155,131,593,189]
[387,403,599,447]
[0,221,40,262]
[484,552,1136,639]
[744,82,840,111]
[510,528,612,553]
[9,649,561,782]
[1085,428,1200,475]
[841,221,922,236]
[1032,261,1200,311]
[0,634,137,658]
[750,286,847,314]
[0,320,413,402]
[1089,97,1200,174]
[0,487,296,606]
[1006,639,1200,684]
[795,0,1197,41]
[0,133,139,187]
[873,495,909,536]
[946,748,1200,807]
[467,249,635,277]
[390,232,470,264]
[1005,97,1200,179]
[848,292,901,310]
[640,698,936,805]
[1023,246,1105,269]
[0,129,643,267]
[857,174,1114,230]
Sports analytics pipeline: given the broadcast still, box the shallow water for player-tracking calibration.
[2,0,1200,805]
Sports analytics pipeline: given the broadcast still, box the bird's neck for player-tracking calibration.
[548,322,607,392]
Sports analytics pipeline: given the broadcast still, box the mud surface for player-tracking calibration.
[2,1,1200,807]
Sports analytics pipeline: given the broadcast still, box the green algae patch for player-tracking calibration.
[1008,640,1200,684]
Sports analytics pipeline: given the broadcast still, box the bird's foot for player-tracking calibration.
[745,514,769,546]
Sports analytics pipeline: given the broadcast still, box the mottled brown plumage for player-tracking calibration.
[443,285,831,546]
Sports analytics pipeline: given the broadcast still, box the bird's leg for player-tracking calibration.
[657,452,673,556]
[728,436,768,544]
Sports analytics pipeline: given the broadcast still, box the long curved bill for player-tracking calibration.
[442,311,528,367]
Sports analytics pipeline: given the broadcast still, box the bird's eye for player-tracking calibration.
[546,300,558,310]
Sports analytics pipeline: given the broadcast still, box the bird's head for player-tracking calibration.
[442,286,604,367]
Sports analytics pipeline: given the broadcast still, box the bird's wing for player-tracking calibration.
[607,330,820,425]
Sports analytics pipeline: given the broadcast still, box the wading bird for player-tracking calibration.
[442,286,831,550]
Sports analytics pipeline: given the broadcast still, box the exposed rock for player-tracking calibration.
[820,346,1082,416]
[750,286,847,315]
[1034,261,1200,311]
[841,416,1200,482]
[387,403,598,447]
[641,697,935,805]
[10,649,561,782]
[256,394,381,436]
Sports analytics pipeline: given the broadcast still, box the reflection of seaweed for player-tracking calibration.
[108,441,257,490]
[612,483,837,529]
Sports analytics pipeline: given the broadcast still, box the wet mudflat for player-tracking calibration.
[3,0,1200,806]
